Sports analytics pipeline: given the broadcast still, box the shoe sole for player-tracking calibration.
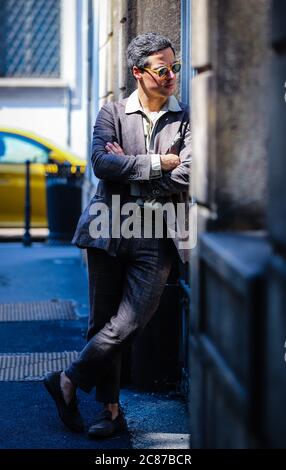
[43,374,84,433]
[88,427,124,439]
[88,420,126,439]
[43,374,63,412]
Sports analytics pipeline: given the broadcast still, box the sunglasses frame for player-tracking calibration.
[142,61,182,79]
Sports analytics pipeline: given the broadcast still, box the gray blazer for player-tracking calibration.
[72,97,191,263]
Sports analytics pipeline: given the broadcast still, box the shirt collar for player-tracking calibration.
[125,89,182,114]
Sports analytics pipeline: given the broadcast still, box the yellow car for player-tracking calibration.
[0,128,86,228]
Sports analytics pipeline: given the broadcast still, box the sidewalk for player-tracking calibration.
[0,242,189,449]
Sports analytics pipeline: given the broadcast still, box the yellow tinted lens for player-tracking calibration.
[172,63,181,73]
[157,67,168,77]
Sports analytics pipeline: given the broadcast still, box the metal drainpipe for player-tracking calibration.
[86,0,93,188]
[85,0,100,199]
[66,86,72,148]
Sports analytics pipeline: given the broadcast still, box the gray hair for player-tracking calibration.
[126,32,176,74]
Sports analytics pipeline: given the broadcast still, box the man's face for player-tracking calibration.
[134,47,178,98]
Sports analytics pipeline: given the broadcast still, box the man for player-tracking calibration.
[44,32,191,439]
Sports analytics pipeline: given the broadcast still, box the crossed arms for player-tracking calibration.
[91,102,191,197]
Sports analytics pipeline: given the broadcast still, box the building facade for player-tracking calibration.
[0,0,90,158]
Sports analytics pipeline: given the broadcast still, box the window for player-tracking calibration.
[0,133,49,164]
[0,0,61,78]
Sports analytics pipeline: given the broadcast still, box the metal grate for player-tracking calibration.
[0,351,79,381]
[0,300,77,322]
[0,0,61,78]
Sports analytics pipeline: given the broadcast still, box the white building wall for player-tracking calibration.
[0,0,89,161]
[70,0,89,157]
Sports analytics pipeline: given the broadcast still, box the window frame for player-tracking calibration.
[0,0,76,89]
[0,132,50,164]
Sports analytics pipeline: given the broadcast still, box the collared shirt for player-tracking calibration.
[125,89,181,163]
[125,90,181,207]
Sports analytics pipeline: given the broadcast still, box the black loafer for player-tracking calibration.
[44,371,84,433]
[88,409,126,439]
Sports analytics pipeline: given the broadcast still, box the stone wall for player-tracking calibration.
[263,0,286,449]
[192,0,270,230]
[190,0,274,449]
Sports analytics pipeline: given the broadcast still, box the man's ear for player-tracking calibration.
[132,66,143,80]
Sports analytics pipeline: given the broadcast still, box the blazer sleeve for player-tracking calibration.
[91,102,152,182]
[137,119,191,197]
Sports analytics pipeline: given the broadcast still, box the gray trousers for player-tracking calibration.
[65,234,176,404]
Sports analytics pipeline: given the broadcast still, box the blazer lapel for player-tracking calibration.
[122,105,185,156]
[121,112,146,155]
[154,112,183,155]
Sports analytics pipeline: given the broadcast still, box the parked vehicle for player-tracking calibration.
[0,128,86,227]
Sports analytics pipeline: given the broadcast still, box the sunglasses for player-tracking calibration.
[142,61,181,79]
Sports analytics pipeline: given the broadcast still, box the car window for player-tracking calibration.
[0,133,49,164]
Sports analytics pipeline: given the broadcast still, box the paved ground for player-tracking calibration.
[0,242,190,450]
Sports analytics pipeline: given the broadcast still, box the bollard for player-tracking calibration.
[23,160,32,247]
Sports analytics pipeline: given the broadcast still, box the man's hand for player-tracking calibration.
[160,154,180,171]
[105,142,125,155]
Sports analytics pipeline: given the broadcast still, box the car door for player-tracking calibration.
[0,132,49,227]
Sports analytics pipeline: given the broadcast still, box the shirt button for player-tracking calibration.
[152,189,160,195]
